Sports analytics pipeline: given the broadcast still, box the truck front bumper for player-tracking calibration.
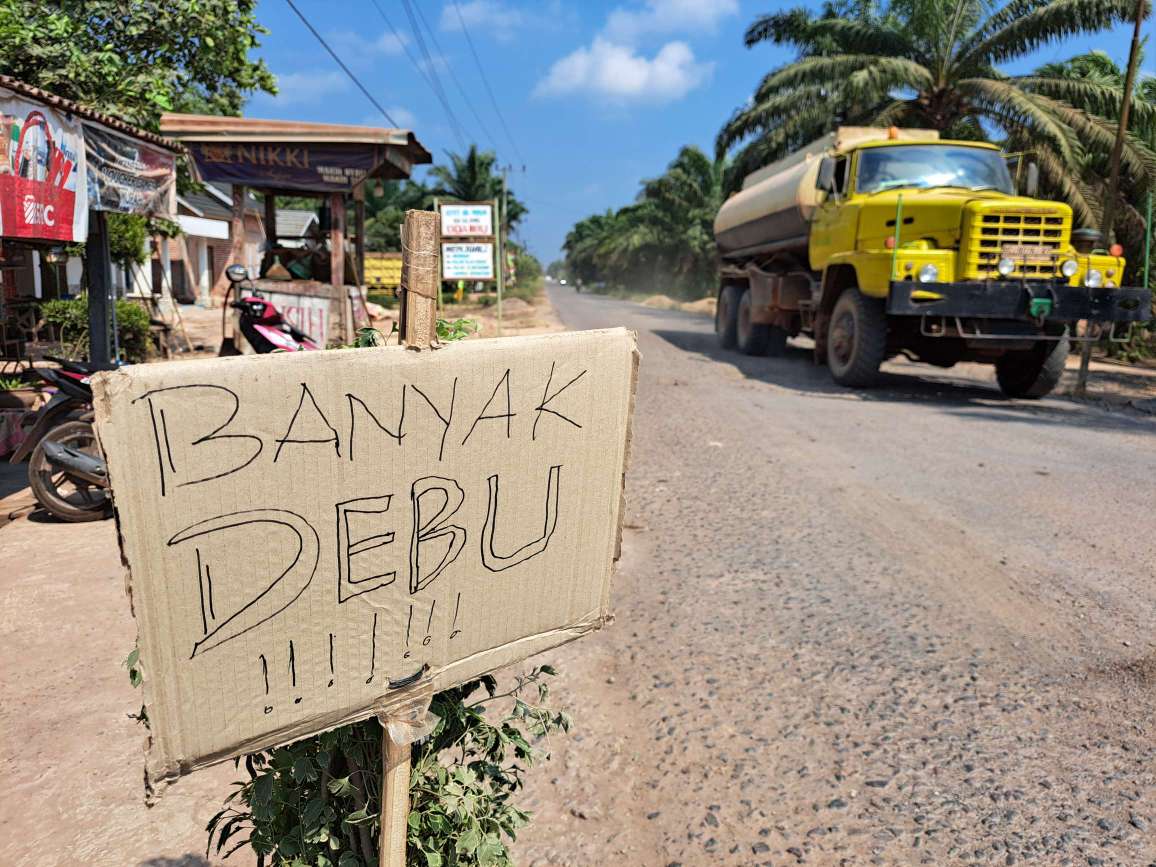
[887,280,1150,323]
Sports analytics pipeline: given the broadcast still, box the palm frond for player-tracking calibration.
[961,0,1143,68]
[957,77,1079,166]
[757,54,933,95]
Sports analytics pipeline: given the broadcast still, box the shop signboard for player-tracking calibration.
[439,203,493,238]
[442,242,495,281]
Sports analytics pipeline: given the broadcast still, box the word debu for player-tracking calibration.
[172,466,562,659]
[134,363,586,497]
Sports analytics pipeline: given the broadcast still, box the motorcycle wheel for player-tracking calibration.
[28,420,110,522]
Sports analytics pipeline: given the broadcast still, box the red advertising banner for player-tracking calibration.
[0,90,87,242]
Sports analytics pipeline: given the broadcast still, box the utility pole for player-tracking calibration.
[495,168,507,336]
[1076,0,1147,396]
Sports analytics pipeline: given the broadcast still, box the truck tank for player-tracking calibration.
[714,127,940,260]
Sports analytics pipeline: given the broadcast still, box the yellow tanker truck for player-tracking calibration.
[713,127,1150,396]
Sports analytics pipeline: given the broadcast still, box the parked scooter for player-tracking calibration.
[8,357,110,522]
[219,264,321,355]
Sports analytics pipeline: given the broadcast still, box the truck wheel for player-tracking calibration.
[716,284,742,349]
[737,288,771,355]
[827,288,888,387]
[766,325,789,357]
[995,334,1069,399]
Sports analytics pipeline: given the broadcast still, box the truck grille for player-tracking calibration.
[960,207,1071,279]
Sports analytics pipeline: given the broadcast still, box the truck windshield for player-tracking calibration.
[856,145,1015,195]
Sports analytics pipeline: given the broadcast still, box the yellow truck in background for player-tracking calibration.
[713,127,1151,396]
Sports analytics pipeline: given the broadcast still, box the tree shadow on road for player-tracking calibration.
[651,326,1155,435]
[137,856,211,867]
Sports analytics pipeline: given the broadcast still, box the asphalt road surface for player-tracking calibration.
[511,285,1156,867]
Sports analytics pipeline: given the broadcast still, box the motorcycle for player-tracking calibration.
[219,264,321,355]
[8,357,110,522]
[11,267,320,521]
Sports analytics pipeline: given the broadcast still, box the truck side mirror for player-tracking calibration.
[817,157,836,194]
[1025,162,1039,198]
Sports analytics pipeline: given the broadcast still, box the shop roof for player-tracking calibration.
[0,75,183,153]
[159,113,431,189]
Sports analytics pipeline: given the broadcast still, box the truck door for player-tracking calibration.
[809,154,857,269]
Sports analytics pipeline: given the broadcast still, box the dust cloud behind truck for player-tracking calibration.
[713,126,1150,396]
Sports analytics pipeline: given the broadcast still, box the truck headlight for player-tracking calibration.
[1085,269,1103,288]
[1060,258,1079,278]
[917,264,939,283]
[997,257,1015,277]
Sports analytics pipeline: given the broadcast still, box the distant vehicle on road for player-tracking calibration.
[713,126,1150,397]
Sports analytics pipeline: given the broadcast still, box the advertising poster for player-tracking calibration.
[85,123,177,219]
[0,89,88,242]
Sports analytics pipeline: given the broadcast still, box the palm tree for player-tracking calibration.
[428,145,527,229]
[563,146,726,297]
[717,0,1156,224]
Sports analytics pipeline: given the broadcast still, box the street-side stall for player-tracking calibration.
[159,114,430,346]
[0,75,181,460]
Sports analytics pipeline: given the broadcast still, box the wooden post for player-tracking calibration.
[329,191,350,345]
[378,721,410,867]
[85,210,114,369]
[399,209,439,349]
[263,192,278,278]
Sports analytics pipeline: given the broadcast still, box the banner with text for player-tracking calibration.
[442,242,495,281]
[0,88,87,242]
[84,123,177,219]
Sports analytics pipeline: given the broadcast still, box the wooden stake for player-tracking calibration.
[378,720,410,867]
[400,209,439,349]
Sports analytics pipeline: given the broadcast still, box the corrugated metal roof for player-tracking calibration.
[276,208,318,238]
[159,113,431,165]
[0,75,183,152]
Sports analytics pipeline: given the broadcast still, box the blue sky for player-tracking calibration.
[249,1,1150,261]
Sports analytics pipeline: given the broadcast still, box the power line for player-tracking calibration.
[449,0,525,165]
[284,0,399,128]
[408,0,501,152]
[368,0,467,146]
[397,0,468,148]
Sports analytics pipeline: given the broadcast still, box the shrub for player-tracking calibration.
[41,295,153,363]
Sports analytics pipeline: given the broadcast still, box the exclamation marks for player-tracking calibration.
[289,640,301,704]
[260,654,272,714]
[366,612,378,684]
[450,592,462,639]
[328,632,335,687]
[423,599,436,646]
[403,604,413,659]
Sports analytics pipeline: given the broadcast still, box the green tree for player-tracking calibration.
[429,146,527,229]
[0,0,276,129]
[563,146,726,298]
[716,0,1156,219]
[363,181,432,252]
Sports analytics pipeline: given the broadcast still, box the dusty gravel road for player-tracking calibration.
[511,285,1156,867]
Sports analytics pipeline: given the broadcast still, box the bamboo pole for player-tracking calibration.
[377,722,410,867]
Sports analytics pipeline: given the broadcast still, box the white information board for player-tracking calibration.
[440,203,493,238]
[442,242,495,281]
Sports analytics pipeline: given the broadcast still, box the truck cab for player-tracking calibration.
[714,128,1150,397]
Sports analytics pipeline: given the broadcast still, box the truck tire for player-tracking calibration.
[995,334,1069,399]
[827,288,888,387]
[766,324,789,357]
[737,287,771,355]
[716,284,742,349]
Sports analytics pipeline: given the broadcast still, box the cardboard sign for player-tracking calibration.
[93,329,637,789]
[442,242,495,281]
[439,202,493,237]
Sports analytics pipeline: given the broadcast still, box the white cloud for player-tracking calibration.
[254,70,349,107]
[533,0,731,104]
[534,38,710,103]
[387,106,417,128]
[605,0,738,42]
[440,0,526,41]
